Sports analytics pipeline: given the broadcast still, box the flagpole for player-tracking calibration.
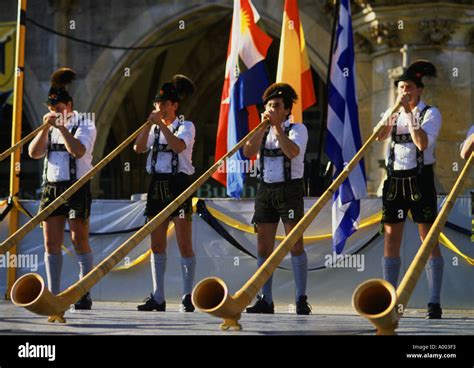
[314,0,339,195]
[6,0,27,299]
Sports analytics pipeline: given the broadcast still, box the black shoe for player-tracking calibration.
[246,295,274,314]
[74,293,92,310]
[426,303,442,319]
[296,295,312,315]
[137,294,166,311]
[181,294,195,312]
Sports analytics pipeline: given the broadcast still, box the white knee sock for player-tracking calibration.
[44,252,63,295]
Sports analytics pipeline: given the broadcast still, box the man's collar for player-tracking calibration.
[170,117,179,127]
[64,110,78,126]
[413,100,426,113]
[282,118,291,128]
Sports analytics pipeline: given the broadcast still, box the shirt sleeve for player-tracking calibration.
[381,108,395,123]
[420,107,442,149]
[376,109,396,140]
[467,125,474,139]
[175,121,195,149]
[461,125,474,152]
[145,125,156,151]
[74,119,97,153]
[289,123,308,152]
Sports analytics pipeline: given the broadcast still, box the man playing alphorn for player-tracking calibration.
[376,60,443,319]
[134,75,196,313]
[243,83,311,315]
[29,68,97,310]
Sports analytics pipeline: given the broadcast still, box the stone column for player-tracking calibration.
[48,0,74,69]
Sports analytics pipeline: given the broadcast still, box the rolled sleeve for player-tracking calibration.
[289,123,308,152]
[176,121,195,148]
[420,107,442,149]
[145,126,156,151]
[382,108,394,124]
[75,120,97,153]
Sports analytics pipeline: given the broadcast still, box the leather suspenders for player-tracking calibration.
[259,125,292,182]
[150,122,182,175]
[387,105,431,176]
[42,122,81,184]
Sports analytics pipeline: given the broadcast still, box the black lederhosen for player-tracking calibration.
[39,181,92,220]
[382,165,437,224]
[144,173,193,220]
[252,178,305,224]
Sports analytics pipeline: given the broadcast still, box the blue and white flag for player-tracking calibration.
[325,0,367,254]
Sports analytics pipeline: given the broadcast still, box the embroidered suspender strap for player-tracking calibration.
[393,133,412,143]
[150,126,160,175]
[150,123,181,175]
[43,123,80,183]
[68,123,79,181]
[42,130,52,186]
[282,125,292,181]
[387,105,431,176]
[259,125,292,182]
[258,126,269,182]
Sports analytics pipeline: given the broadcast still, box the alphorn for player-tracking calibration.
[0,121,151,255]
[352,152,473,335]
[10,120,267,322]
[0,124,50,162]
[191,102,403,331]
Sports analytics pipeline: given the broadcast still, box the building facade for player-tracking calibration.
[0,0,472,199]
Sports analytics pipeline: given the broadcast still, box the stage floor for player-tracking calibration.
[0,301,472,335]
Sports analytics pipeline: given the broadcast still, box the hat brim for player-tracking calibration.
[153,96,179,103]
[394,77,423,88]
[45,97,71,106]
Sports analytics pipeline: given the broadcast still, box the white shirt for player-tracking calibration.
[383,101,442,170]
[460,125,474,152]
[46,111,96,182]
[145,118,195,175]
[258,119,308,183]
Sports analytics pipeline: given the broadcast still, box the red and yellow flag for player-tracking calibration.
[276,0,316,123]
